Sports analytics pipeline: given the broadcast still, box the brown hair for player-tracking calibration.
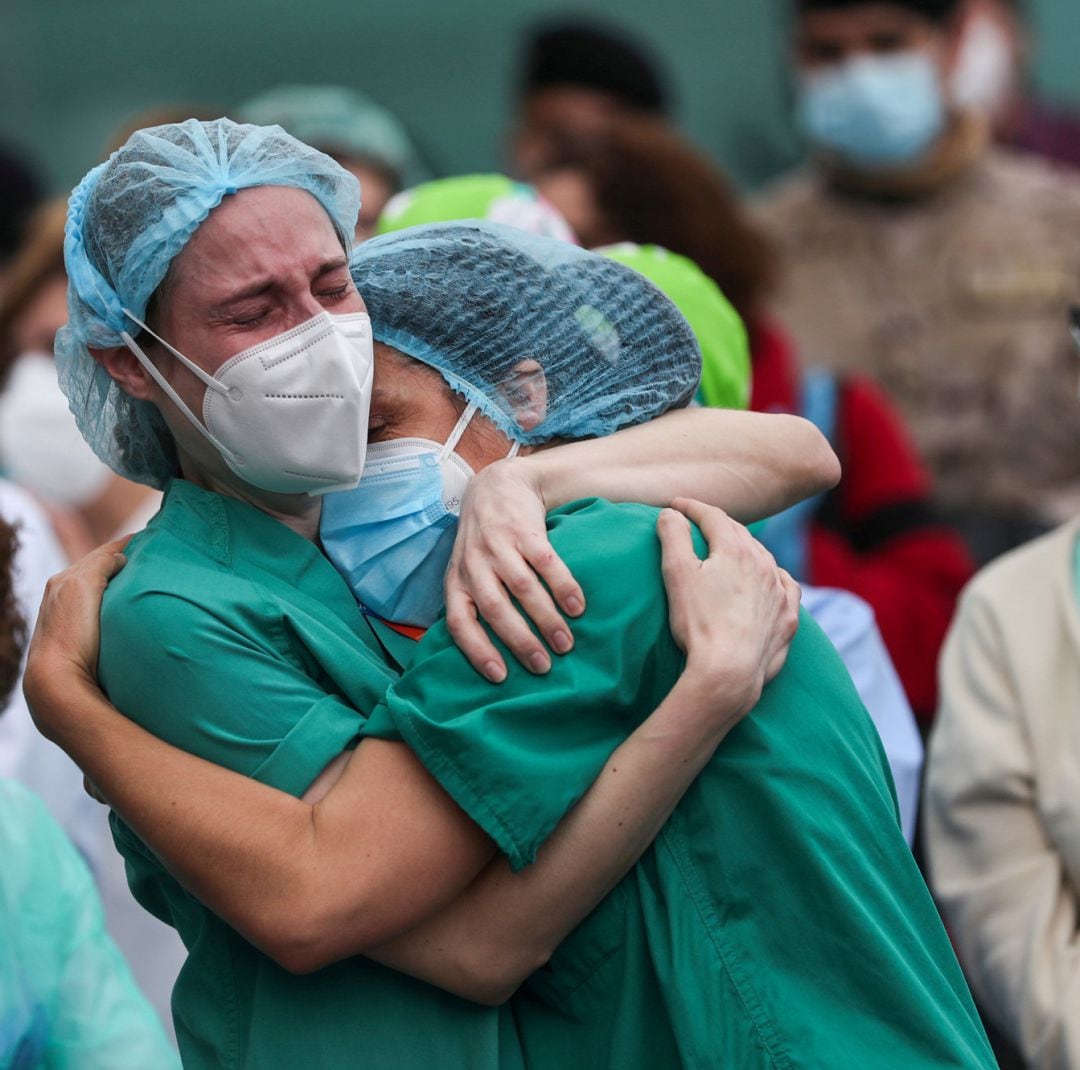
[0,518,26,709]
[0,197,67,385]
[545,116,777,320]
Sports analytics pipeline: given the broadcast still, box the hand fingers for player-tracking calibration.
[657,509,698,651]
[449,558,557,677]
[519,533,585,618]
[98,534,134,554]
[761,571,801,685]
[483,546,574,656]
[445,589,509,684]
[657,508,697,589]
[63,538,131,589]
[468,570,553,675]
[669,497,736,551]
[778,570,801,633]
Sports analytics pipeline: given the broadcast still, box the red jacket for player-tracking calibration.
[750,318,974,723]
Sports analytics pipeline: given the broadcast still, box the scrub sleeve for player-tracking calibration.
[367,498,996,1070]
[96,480,522,1070]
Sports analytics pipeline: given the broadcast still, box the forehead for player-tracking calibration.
[524,86,625,128]
[797,4,939,43]
[372,341,440,388]
[168,185,344,299]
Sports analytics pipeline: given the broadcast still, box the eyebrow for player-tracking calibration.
[208,257,352,317]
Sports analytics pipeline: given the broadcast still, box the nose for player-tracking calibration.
[294,293,330,325]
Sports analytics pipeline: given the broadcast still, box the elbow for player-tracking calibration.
[267,935,339,977]
[252,912,336,977]
[791,416,841,495]
[247,884,360,976]
[454,944,553,1007]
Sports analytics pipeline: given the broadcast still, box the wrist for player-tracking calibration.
[511,449,565,512]
[25,652,107,749]
[638,670,746,754]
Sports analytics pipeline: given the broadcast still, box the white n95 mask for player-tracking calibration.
[0,351,114,506]
[321,402,519,627]
[120,310,374,495]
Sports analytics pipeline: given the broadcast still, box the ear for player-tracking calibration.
[88,344,158,402]
[501,359,548,432]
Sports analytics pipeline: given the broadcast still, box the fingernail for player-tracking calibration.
[552,629,572,654]
[484,661,507,683]
[565,596,584,616]
[529,652,551,674]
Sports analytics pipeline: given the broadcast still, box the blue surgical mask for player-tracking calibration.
[796,51,947,169]
[320,402,519,627]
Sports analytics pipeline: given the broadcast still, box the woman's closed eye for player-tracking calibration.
[232,308,270,327]
[319,284,352,304]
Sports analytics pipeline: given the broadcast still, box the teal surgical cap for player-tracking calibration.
[57,117,360,488]
[239,85,431,189]
[349,221,702,443]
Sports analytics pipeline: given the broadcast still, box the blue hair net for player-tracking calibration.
[349,221,701,443]
[56,117,361,488]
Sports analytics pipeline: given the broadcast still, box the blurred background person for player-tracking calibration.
[0,523,180,1068]
[922,310,1080,1070]
[507,17,672,182]
[239,84,434,241]
[0,196,182,1037]
[0,481,182,1051]
[0,199,160,561]
[951,0,1080,168]
[0,479,89,857]
[532,116,974,724]
[756,0,1080,565]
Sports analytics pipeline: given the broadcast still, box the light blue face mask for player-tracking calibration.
[320,402,519,627]
[796,50,947,169]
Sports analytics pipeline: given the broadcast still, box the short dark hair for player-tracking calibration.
[0,142,42,264]
[520,19,670,114]
[794,0,961,21]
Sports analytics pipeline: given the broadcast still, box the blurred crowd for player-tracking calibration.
[1,0,1079,1066]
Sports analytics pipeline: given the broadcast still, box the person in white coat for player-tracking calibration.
[923,511,1080,1067]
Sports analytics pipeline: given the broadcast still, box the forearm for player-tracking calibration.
[28,664,493,972]
[525,408,839,523]
[31,666,331,950]
[367,671,737,1004]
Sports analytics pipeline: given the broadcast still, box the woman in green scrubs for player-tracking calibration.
[35,199,992,1065]
[31,120,822,1068]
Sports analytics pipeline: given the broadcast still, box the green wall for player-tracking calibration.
[2,0,1078,195]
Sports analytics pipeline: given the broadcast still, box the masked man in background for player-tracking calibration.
[756,0,1080,564]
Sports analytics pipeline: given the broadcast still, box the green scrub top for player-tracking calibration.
[367,498,996,1070]
[97,480,522,1070]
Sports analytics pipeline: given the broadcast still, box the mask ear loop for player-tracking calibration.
[119,308,240,465]
[436,399,523,461]
[438,401,479,462]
